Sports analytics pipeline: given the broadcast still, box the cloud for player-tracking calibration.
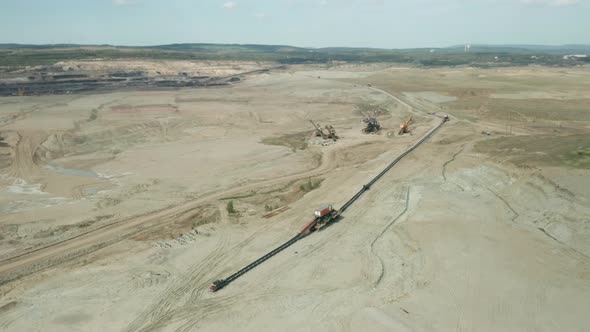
[113,0,141,5]
[521,0,579,6]
[223,1,237,10]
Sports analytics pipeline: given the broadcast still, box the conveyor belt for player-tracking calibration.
[209,118,447,292]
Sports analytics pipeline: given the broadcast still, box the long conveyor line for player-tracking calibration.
[209,117,447,292]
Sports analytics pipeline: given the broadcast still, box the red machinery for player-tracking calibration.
[312,205,338,231]
[209,205,339,292]
[314,205,333,218]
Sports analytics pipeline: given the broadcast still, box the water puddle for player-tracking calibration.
[44,165,99,178]
[7,178,48,195]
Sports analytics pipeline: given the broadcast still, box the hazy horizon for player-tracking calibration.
[1,0,589,48]
[2,42,590,49]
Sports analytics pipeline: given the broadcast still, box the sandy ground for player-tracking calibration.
[0,64,589,331]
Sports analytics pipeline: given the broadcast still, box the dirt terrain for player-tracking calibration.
[0,60,274,96]
[0,62,589,331]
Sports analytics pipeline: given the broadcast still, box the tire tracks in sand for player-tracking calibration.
[442,144,465,182]
[124,225,296,332]
[123,235,231,332]
[0,147,339,285]
[369,187,410,288]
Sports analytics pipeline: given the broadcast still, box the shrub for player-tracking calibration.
[226,200,236,214]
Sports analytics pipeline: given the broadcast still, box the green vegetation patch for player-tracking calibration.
[565,147,590,169]
[261,131,309,152]
[476,134,590,169]
[354,103,391,117]
[219,191,256,201]
[0,44,577,68]
[226,200,237,215]
[445,97,590,122]
[299,177,322,192]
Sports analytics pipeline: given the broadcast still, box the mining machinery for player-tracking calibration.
[399,115,413,135]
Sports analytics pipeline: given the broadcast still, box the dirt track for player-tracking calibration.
[0,81,440,285]
[0,145,338,284]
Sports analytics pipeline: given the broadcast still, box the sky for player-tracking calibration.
[0,0,588,48]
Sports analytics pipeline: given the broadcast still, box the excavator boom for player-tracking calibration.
[309,120,327,139]
[399,115,413,135]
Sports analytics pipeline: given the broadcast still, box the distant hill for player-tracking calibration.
[147,43,308,53]
[0,43,308,53]
[1,43,589,55]
[1,43,588,68]
[446,44,590,55]
[0,43,113,49]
